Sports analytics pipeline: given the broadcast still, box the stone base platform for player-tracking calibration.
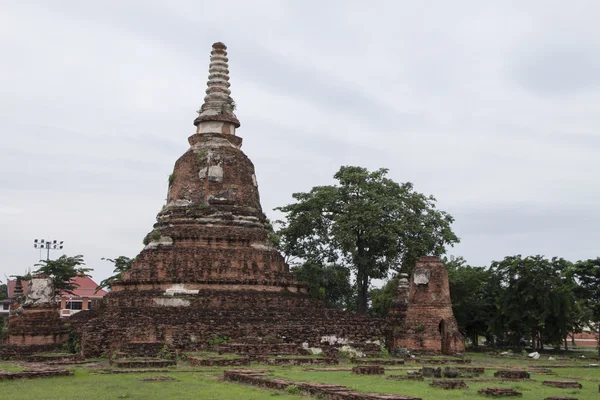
[223,369,422,400]
[405,358,471,364]
[111,358,177,368]
[266,357,338,366]
[72,289,387,359]
[542,380,582,389]
[187,356,250,367]
[478,388,522,397]
[493,370,530,379]
[0,368,74,381]
[352,365,384,375]
[351,358,404,365]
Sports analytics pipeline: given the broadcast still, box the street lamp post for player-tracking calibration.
[33,239,64,261]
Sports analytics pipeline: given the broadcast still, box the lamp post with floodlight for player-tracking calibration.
[33,239,64,261]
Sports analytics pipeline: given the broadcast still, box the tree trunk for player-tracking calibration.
[564,336,568,352]
[356,271,368,314]
[355,231,369,314]
[471,333,479,347]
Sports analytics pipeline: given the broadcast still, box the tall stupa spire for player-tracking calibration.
[193,42,241,134]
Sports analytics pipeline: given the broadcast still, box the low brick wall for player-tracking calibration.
[351,358,404,365]
[265,358,338,366]
[352,365,384,375]
[0,344,66,361]
[542,381,582,389]
[25,354,83,363]
[0,369,74,380]
[478,388,522,397]
[223,369,422,400]
[187,357,250,367]
[494,370,530,379]
[405,358,471,364]
[112,359,176,368]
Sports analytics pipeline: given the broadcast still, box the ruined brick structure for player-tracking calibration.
[389,256,465,355]
[2,43,464,360]
[72,42,386,357]
[1,277,70,359]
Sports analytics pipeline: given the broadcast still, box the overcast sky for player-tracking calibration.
[1,1,598,284]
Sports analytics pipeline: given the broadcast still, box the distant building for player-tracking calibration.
[0,298,10,320]
[7,276,107,317]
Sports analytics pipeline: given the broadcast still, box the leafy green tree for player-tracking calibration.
[573,258,600,355]
[491,255,576,350]
[0,283,6,299]
[369,276,399,318]
[445,256,496,347]
[97,256,134,292]
[276,166,459,313]
[292,262,354,309]
[33,255,93,302]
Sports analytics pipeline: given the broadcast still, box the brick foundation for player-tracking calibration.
[223,369,421,400]
[351,365,384,375]
[542,381,582,389]
[493,370,530,379]
[478,388,523,397]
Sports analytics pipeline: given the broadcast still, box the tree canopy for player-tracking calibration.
[33,254,93,302]
[97,256,134,292]
[291,262,354,310]
[276,166,459,313]
[445,256,497,346]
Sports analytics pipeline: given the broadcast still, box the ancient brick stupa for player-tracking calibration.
[116,41,300,293]
[2,276,70,359]
[74,43,385,357]
[389,256,465,355]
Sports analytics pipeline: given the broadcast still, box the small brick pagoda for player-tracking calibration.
[389,256,465,355]
[2,276,70,359]
[72,43,387,357]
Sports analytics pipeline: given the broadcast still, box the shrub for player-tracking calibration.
[207,334,231,347]
[150,229,161,241]
[284,385,301,395]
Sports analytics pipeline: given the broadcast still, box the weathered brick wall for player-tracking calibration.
[390,256,465,355]
[73,288,387,357]
[4,307,68,346]
[118,132,298,289]
[1,307,69,359]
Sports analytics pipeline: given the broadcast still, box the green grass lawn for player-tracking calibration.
[0,362,26,372]
[1,353,599,400]
[0,369,310,400]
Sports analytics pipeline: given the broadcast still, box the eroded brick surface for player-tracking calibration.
[493,370,530,379]
[352,365,385,375]
[224,369,421,400]
[478,388,523,397]
[542,380,582,389]
[389,257,465,355]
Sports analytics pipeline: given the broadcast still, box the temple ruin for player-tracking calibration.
[2,276,70,359]
[70,42,387,358]
[389,256,465,355]
[2,42,464,360]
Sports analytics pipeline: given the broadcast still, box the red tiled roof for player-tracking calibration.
[7,276,107,298]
